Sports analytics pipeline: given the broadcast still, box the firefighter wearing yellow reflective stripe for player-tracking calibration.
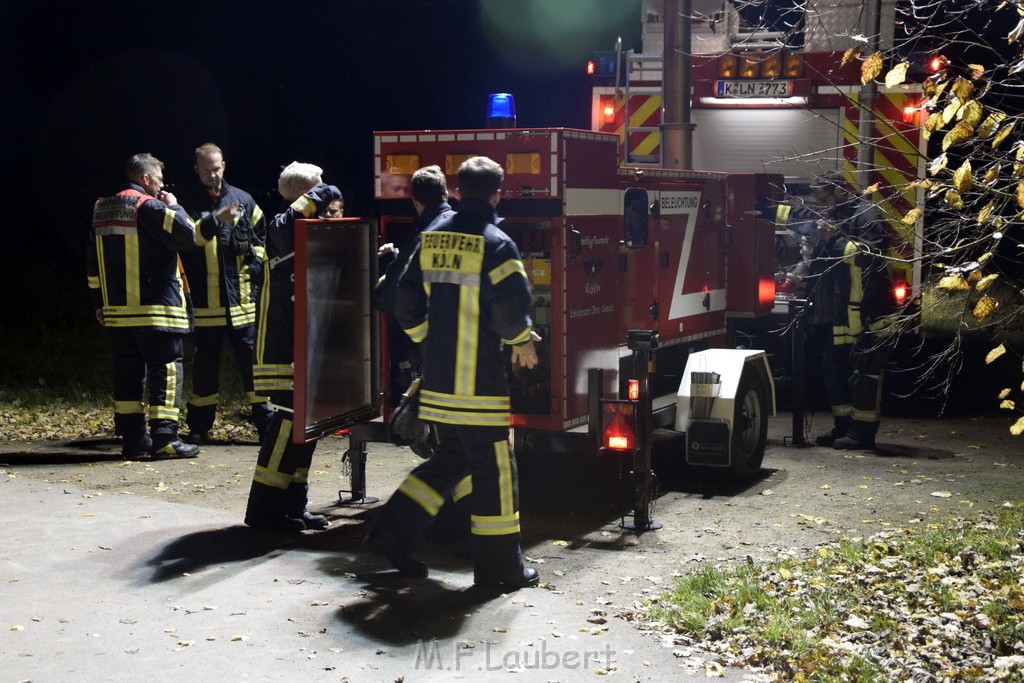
[366,157,540,588]
[179,144,271,444]
[809,172,894,451]
[87,154,203,460]
[243,162,342,533]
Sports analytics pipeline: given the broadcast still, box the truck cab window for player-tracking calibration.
[624,187,649,248]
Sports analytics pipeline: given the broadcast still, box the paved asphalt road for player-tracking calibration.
[2,411,1021,681]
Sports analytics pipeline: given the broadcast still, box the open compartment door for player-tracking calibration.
[293,218,380,442]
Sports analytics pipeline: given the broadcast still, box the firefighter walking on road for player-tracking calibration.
[180,143,271,445]
[87,153,219,460]
[808,172,895,451]
[243,162,342,532]
[365,156,541,588]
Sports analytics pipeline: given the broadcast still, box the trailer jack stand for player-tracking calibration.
[337,422,388,506]
[618,329,663,533]
[620,470,662,532]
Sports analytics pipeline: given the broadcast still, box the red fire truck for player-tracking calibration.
[589,0,926,300]
[369,125,778,502]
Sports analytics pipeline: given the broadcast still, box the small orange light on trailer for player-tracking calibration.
[627,379,640,401]
[385,154,420,175]
[506,152,541,174]
[444,154,476,175]
[587,59,596,76]
[602,402,637,451]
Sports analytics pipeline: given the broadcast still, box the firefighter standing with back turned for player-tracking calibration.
[88,153,227,460]
[244,162,342,532]
[365,156,541,588]
[808,171,894,451]
[180,143,272,445]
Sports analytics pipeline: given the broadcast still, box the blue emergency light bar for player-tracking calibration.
[487,93,516,129]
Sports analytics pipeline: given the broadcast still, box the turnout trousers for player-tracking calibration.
[244,390,316,524]
[186,324,270,438]
[373,423,525,580]
[823,330,891,437]
[110,328,184,442]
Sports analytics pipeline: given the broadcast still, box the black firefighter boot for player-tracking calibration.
[287,482,329,531]
[244,481,305,532]
[472,538,539,589]
[816,415,852,447]
[833,421,878,451]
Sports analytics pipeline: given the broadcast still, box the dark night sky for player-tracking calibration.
[2,0,641,324]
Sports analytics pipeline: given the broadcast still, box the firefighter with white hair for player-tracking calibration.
[243,162,342,532]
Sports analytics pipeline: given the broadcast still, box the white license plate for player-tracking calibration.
[714,80,794,98]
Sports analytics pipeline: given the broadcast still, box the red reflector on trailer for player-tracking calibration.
[602,402,636,452]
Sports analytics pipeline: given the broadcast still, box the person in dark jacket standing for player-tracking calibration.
[365,156,541,588]
[809,172,894,451]
[88,153,222,460]
[374,165,455,401]
[244,162,342,532]
[180,143,271,445]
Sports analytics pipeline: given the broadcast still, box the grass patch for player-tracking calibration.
[1,321,256,441]
[642,503,1024,680]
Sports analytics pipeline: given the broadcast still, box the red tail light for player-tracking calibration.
[627,379,640,401]
[893,279,908,304]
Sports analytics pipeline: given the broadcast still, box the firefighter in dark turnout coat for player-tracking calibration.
[243,162,341,532]
[180,143,271,444]
[373,164,455,413]
[365,156,541,588]
[87,153,222,460]
[809,172,894,451]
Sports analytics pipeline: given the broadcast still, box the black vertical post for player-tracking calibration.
[588,367,604,455]
[789,299,808,446]
[621,329,662,532]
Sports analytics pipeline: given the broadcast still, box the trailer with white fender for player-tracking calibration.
[369,126,779,529]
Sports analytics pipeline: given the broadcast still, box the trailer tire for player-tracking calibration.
[730,366,768,477]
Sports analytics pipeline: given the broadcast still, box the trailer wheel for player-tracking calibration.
[730,366,768,477]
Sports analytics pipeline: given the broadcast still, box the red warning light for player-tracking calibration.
[929,56,946,72]
[587,60,597,76]
[600,95,616,125]
[893,279,908,304]
[627,379,640,401]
